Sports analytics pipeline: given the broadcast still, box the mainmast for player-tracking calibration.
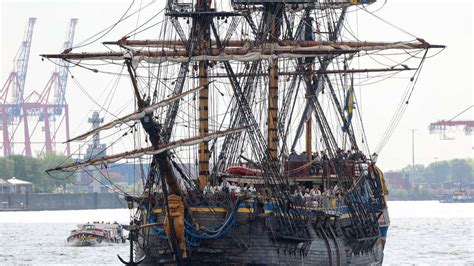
[303,15,315,161]
[197,0,211,190]
[265,3,284,161]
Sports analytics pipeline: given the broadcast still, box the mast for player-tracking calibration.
[268,57,279,160]
[125,59,182,195]
[292,8,348,155]
[304,15,315,161]
[266,3,284,161]
[197,0,211,190]
[305,115,312,160]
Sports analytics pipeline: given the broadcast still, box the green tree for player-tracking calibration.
[402,164,425,184]
[5,154,76,193]
[0,157,14,178]
[37,153,76,192]
[450,159,473,184]
[424,161,450,184]
[10,155,36,180]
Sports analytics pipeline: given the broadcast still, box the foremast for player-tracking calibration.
[125,51,187,260]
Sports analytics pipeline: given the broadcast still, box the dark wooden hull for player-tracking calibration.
[136,211,385,265]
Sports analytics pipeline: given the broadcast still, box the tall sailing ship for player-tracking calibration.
[43,0,444,264]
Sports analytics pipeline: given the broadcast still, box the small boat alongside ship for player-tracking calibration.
[67,222,127,246]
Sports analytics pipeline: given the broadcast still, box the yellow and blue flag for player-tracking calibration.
[342,76,355,132]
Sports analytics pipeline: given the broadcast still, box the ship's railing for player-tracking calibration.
[152,188,347,217]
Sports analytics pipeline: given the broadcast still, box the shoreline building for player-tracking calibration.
[7,177,32,194]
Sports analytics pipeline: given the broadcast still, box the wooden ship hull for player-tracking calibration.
[133,164,390,265]
[136,207,386,265]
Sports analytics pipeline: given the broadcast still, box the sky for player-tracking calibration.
[0,0,473,171]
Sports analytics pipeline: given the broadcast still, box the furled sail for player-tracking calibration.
[47,126,249,172]
[66,84,207,143]
[41,40,443,62]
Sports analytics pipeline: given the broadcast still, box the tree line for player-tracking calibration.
[396,158,474,185]
[385,158,473,200]
[0,154,75,193]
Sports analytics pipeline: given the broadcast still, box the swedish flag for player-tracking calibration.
[342,76,355,132]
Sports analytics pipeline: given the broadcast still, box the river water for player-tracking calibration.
[0,201,473,265]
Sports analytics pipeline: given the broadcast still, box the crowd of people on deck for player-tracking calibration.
[200,178,342,210]
[190,148,370,209]
[290,184,342,209]
[203,179,257,195]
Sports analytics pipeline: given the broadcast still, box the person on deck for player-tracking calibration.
[229,182,238,202]
[322,151,329,178]
[310,185,321,197]
[304,188,310,198]
[235,183,242,194]
[229,182,237,192]
[305,193,313,207]
[248,184,256,193]
[220,178,230,192]
[313,152,321,175]
[322,188,331,209]
[204,182,214,194]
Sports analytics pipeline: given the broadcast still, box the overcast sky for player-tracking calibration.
[1,0,472,171]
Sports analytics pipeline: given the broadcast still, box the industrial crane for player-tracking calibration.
[429,105,474,140]
[54,18,78,115]
[0,17,37,156]
[21,18,78,156]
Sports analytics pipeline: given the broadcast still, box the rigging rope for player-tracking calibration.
[374,49,429,155]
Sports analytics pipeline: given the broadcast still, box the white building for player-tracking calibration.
[7,177,33,194]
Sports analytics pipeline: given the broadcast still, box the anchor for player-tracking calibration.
[118,228,145,265]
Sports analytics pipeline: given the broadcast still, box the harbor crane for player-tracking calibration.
[0,18,77,157]
[21,18,78,156]
[0,18,36,156]
[429,105,474,140]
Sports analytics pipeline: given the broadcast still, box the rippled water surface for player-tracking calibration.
[0,209,130,265]
[0,201,473,265]
[384,201,474,265]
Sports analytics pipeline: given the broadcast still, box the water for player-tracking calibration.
[0,201,473,265]
[384,201,474,265]
[0,209,130,265]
